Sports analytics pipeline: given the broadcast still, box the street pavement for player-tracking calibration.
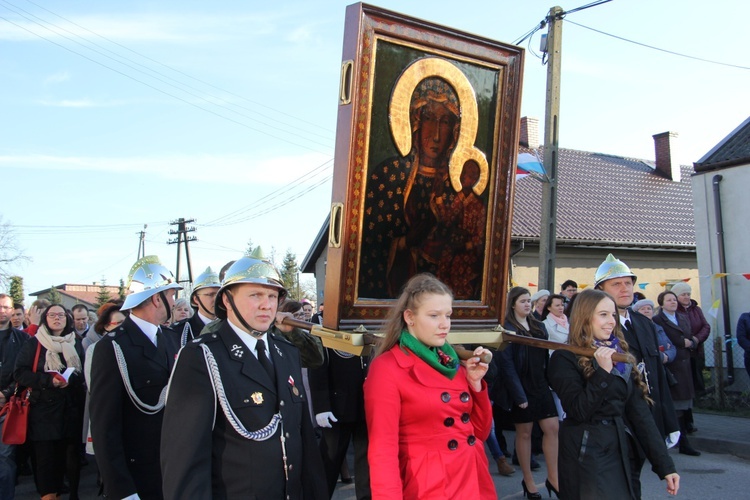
[14,412,750,499]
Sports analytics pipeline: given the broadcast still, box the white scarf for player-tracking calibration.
[36,325,82,372]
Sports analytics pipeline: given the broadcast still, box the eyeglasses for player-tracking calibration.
[47,313,67,319]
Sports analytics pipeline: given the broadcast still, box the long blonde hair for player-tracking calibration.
[568,289,652,403]
[375,273,453,357]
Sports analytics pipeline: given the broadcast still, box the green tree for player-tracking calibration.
[118,278,127,301]
[47,286,62,305]
[96,278,112,308]
[9,275,24,306]
[279,250,299,300]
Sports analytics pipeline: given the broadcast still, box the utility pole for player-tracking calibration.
[167,218,197,289]
[136,224,147,259]
[538,6,563,292]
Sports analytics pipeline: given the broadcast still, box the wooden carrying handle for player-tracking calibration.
[278,316,492,363]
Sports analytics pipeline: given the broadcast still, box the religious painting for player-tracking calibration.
[323,3,523,330]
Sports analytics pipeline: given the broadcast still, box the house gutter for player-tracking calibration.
[713,174,734,386]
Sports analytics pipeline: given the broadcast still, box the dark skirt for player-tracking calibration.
[511,387,557,423]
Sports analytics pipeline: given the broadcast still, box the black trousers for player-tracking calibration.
[318,419,371,499]
[32,438,80,498]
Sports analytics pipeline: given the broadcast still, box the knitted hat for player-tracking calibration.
[530,289,550,304]
[632,299,655,312]
[670,282,692,296]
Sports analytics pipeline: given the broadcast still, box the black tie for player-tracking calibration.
[256,339,276,383]
[624,320,632,332]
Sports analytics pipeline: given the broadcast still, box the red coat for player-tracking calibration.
[364,345,496,499]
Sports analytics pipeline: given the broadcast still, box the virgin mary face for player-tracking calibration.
[417,100,457,166]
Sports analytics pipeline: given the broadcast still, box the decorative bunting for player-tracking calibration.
[658,281,667,287]
[743,274,750,280]
[528,282,537,287]
[713,273,729,278]
[579,283,589,290]
[707,299,721,319]
[681,278,690,282]
[638,283,649,290]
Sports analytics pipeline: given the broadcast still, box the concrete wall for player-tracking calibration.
[511,244,699,303]
[692,163,750,374]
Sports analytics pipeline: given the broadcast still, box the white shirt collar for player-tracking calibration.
[619,310,631,328]
[227,319,268,360]
[129,313,159,346]
[197,311,213,325]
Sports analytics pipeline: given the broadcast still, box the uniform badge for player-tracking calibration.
[288,376,299,396]
[230,344,244,359]
[251,392,264,405]
[274,344,283,358]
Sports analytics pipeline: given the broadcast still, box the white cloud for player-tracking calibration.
[44,71,70,84]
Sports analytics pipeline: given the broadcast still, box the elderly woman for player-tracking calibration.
[170,297,193,325]
[14,304,86,500]
[531,290,550,320]
[631,299,676,365]
[653,291,700,456]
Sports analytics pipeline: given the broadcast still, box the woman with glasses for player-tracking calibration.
[14,304,86,500]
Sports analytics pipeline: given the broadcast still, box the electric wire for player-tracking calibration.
[0,11,333,154]
[565,19,750,71]
[21,0,333,134]
[2,0,334,145]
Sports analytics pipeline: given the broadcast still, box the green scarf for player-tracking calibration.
[399,330,458,379]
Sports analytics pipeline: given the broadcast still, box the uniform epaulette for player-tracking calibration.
[192,332,220,344]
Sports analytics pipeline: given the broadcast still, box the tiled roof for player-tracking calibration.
[695,116,750,171]
[512,147,695,248]
[30,284,126,308]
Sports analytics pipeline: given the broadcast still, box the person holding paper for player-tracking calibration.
[14,304,85,500]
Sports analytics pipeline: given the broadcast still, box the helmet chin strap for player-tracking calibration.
[224,290,266,338]
[158,291,172,324]
[194,294,214,319]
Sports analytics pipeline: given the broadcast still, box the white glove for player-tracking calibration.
[316,411,338,428]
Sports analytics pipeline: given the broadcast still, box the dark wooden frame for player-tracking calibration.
[323,3,524,331]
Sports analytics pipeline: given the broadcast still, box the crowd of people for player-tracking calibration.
[0,251,722,499]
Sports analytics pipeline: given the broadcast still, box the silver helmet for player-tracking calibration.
[594,253,637,288]
[121,256,182,311]
[214,247,287,320]
[191,267,221,295]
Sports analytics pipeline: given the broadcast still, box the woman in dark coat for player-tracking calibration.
[14,304,86,500]
[496,286,558,498]
[549,289,679,500]
[653,290,700,456]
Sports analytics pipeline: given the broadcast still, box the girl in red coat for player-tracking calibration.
[364,273,496,499]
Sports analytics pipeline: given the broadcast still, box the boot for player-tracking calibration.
[495,456,515,476]
[685,408,697,433]
[678,413,701,456]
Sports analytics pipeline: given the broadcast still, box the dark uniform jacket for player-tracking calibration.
[89,317,178,500]
[309,348,368,422]
[549,350,675,500]
[622,311,679,438]
[0,326,27,401]
[14,337,86,442]
[653,311,696,402]
[169,313,208,347]
[160,321,327,500]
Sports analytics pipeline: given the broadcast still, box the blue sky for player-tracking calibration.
[1,0,747,303]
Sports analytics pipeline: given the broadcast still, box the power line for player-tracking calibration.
[20,0,334,136]
[0,9,334,154]
[1,0,334,146]
[565,19,750,71]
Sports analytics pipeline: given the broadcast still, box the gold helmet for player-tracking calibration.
[214,247,287,320]
[121,256,182,311]
[191,267,220,295]
[594,253,637,288]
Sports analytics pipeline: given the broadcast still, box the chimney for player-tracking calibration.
[519,116,540,148]
[653,131,680,182]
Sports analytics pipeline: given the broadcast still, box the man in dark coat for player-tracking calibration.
[0,293,28,499]
[161,248,327,499]
[169,266,221,347]
[89,256,182,500]
[309,348,371,499]
[594,254,679,500]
